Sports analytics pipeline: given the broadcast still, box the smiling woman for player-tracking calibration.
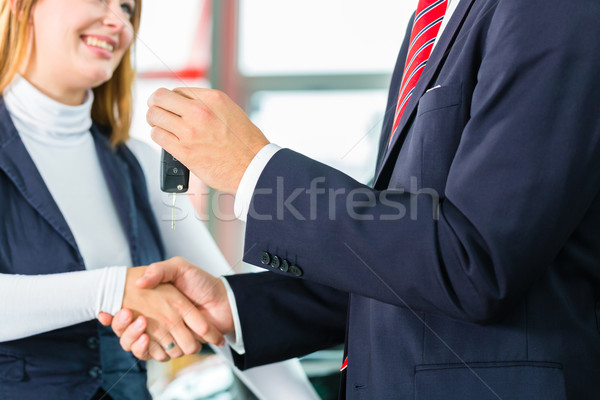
[24,0,135,94]
[0,0,222,399]
[0,0,140,144]
[0,0,163,398]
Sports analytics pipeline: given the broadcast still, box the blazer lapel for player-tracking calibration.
[375,0,477,186]
[0,101,80,255]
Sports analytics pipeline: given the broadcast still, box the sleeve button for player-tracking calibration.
[289,265,303,277]
[279,259,289,273]
[260,251,272,265]
[270,255,281,269]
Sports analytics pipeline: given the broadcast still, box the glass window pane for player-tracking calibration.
[239,0,418,75]
[250,90,388,184]
[136,0,210,73]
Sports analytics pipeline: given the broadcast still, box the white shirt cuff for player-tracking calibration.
[234,143,282,222]
[100,266,128,315]
[220,276,246,355]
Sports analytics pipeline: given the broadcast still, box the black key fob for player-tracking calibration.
[160,149,189,193]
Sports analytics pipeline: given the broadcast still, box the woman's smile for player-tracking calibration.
[81,34,117,59]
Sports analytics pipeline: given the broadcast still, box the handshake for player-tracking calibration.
[97,257,234,361]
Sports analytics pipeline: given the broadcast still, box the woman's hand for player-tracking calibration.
[115,266,225,361]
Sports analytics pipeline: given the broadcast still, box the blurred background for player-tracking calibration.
[129,0,417,398]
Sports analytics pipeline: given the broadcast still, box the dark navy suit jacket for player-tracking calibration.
[226,0,600,399]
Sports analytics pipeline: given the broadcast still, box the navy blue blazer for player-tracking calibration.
[226,0,600,399]
[0,98,164,400]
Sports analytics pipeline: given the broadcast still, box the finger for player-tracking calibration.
[145,319,184,359]
[135,260,169,288]
[136,257,184,289]
[148,88,195,116]
[147,340,170,362]
[130,334,151,361]
[192,331,208,343]
[119,316,147,352]
[97,312,113,326]
[111,309,134,337]
[157,334,184,359]
[169,320,202,356]
[150,126,182,158]
[183,307,225,347]
[146,105,187,139]
[172,86,211,100]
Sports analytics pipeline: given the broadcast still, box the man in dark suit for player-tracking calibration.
[107,0,600,398]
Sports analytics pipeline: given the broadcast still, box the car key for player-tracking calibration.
[160,149,190,229]
[161,149,189,193]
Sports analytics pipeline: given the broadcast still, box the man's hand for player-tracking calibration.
[146,88,270,195]
[99,258,234,361]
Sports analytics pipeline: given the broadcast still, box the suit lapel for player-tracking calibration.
[375,0,477,186]
[0,100,80,255]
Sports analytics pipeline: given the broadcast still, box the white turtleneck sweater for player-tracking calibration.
[0,76,130,340]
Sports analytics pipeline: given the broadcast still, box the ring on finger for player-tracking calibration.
[163,341,176,351]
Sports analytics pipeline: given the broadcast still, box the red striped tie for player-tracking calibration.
[388,0,448,147]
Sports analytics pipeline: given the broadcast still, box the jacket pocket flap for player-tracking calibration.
[417,84,462,116]
[415,361,566,400]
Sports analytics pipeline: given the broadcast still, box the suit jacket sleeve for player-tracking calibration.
[224,272,347,369]
[241,1,600,324]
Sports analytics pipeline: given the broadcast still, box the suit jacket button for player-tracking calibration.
[271,255,281,269]
[279,259,289,273]
[289,265,303,277]
[87,336,99,350]
[260,251,272,265]
[88,366,102,379]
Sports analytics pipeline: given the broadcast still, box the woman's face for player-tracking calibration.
[23,0,136,104]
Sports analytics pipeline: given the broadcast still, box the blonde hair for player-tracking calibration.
[0,0,142,146]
